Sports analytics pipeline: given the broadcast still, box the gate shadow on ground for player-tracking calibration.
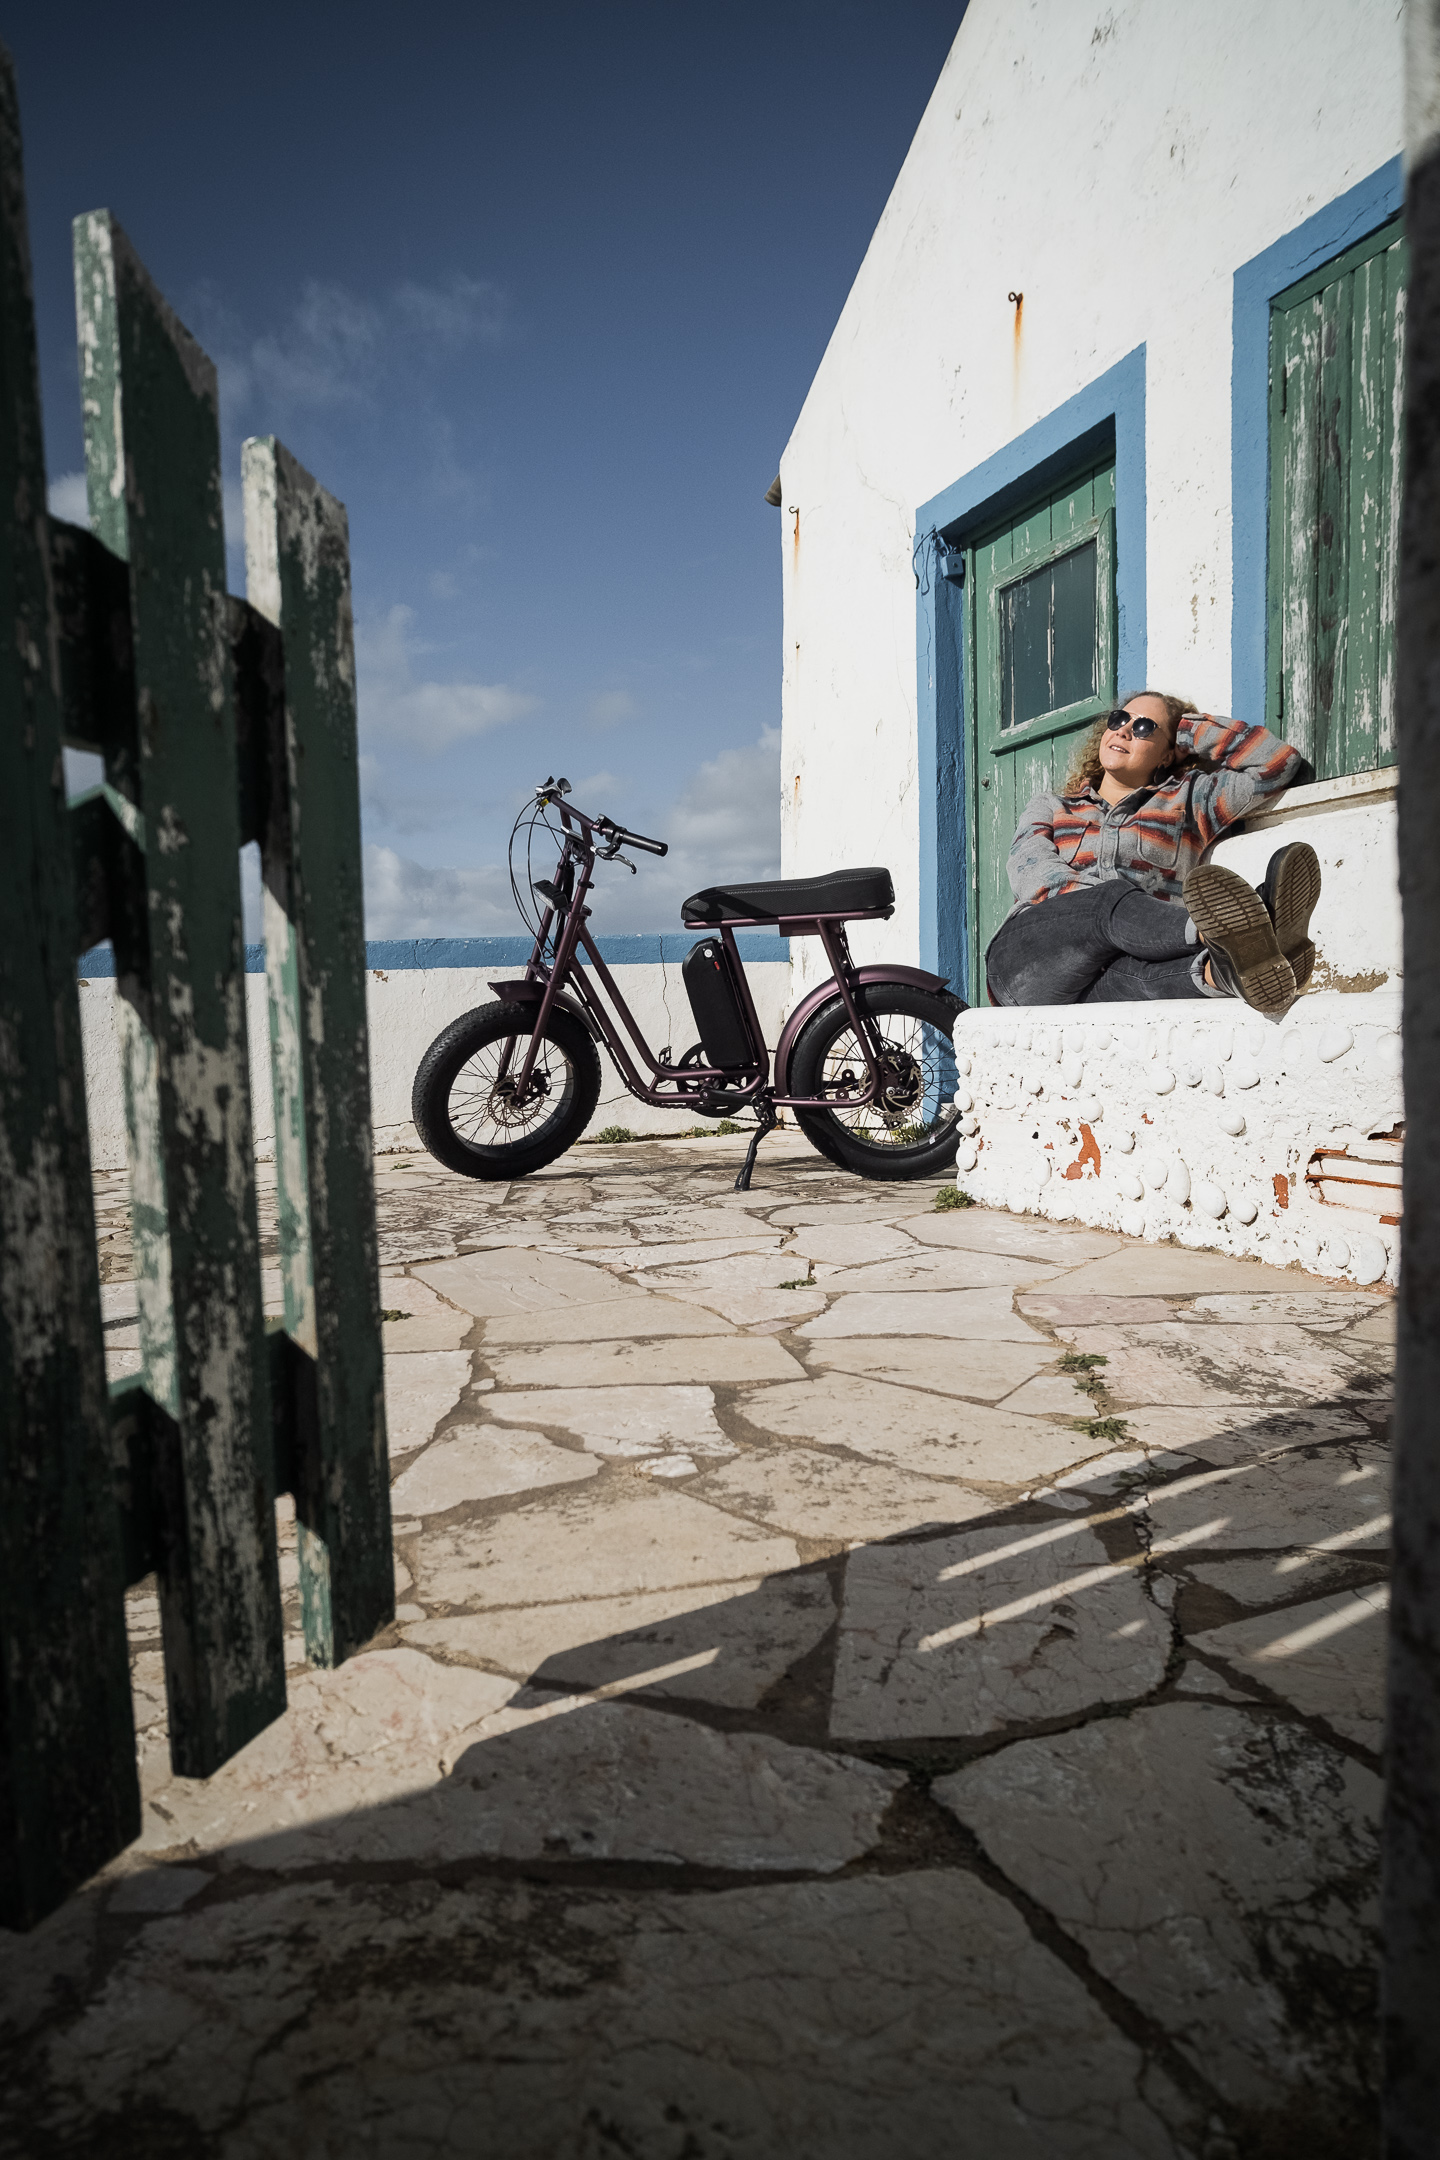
[8,1397,1388,2160]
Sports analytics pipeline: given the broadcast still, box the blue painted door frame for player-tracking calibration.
[914,346,1148,1001]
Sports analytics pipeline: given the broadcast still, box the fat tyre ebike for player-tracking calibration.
[411,779,967,1191]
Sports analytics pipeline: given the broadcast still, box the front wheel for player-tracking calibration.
[412,1001,602,1179]
[790,984,966,1182]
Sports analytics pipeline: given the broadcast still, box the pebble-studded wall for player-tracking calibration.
[950,989,1403,1285]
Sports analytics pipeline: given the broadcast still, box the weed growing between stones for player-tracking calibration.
[1071,1414,1131,1442]
[380,1309,412,1323]
[1059,1351,1110,1405]
[934,1186,975,1211]
[591,1126,638,1143]
[779,1266,818,1289]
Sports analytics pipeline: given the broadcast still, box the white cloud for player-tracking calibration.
[589,689,638,727]
[356,605,538,755]
[392,274,510,348]
[545,728,782,934]
[249,281,384,410]
[363,844,514,939]
[200,271,516,423]
[47,471,89,525]
[353,730,782,941]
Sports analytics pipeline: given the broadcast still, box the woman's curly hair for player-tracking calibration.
[1063,691,1201,794]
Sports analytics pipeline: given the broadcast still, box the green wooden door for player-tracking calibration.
[965,459,1117,1001]
[1267,217,1406,778]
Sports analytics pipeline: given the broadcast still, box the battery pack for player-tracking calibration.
[682,939,754,1070]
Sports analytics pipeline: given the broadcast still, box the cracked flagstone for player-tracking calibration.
[484,1383,733,1464]
[745,1373,1108,1487]
[934,1702,1382,2113]
[383,1349,473,1457]
[690,1445,992,1545]
[402,1570,836,1708]
[1141,1446,1390,1554]
[804,1334,1055,1400]
[413,1484,802,1610]
[389,1425,601,1514]
[1189,1584,1388,1748]
[797,1288,1051,1342]
[832,1516,1169,1739]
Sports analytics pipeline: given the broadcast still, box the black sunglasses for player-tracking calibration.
[1102,708,1162,740]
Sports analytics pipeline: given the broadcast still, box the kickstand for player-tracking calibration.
[733,1099,778,1193]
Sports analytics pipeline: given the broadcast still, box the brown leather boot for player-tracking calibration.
[1256,842,1321,991]
[1183,864,1298,1015]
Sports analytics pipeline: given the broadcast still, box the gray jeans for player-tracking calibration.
[986,881,1204,1006]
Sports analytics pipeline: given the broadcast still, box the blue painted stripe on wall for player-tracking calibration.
[1231,158,1404,727]
[914,346,1147,1001]
[76,932,792,978]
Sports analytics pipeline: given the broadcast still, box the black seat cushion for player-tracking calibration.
[681,866,894,926]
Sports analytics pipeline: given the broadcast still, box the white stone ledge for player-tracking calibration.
[1241,764,1397,829]
[950,990,1403,1286]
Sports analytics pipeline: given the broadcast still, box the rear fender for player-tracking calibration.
[488,978,598,1040]
[773,965,954,1094]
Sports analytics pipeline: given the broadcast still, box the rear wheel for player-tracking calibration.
[790,984,965,1182]
[412,1002,602,1179]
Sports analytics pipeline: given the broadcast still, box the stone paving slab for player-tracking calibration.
[482,1292,734,1343]
[798,1287,1051,1342]
[389,1424,601,1513]
[833,1516,1169,1740]
[1189,1584,1388,1747]
[805,1334,1055,1401]
[13,1873,1194,2159]
[9,1135,1396,2153]
[690,1445,991,1545]
[413,1483,802,1610]
[744,1373,1107,1487]
[403,1570,837,1708]
[935,1702,1382,2124]
[382,1348,473,1456]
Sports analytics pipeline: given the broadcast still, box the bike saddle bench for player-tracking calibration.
[681,866,895,927]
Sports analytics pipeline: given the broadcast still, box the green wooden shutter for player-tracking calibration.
[1266,217,1407,778]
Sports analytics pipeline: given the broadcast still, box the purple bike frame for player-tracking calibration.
[490,793,947,1122]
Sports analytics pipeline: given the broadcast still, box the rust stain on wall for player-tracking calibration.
[1064,1122,1102,1181]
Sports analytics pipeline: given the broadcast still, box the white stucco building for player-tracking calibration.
[775,0,1407,1282]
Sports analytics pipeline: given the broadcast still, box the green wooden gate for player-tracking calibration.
[1267,216,1407,780]
[961,458,1118,1001]
[1,44,391,1931]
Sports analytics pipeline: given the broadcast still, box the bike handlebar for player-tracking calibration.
[534,782,668,858]
[599,818,667,857]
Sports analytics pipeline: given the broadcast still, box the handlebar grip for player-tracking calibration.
[613,825,667,856]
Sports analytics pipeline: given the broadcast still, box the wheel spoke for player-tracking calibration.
[446,1033,576,1148]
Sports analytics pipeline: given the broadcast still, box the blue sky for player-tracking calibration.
[17,2,962,936]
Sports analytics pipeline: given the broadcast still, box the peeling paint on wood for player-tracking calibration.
[243,437,392,1665]
[1268,220,1408,779]
[72,209,286,1776]
[0,41,137,1931]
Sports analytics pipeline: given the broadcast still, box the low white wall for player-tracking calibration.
[76,962,796,1172]
[951,989,1403,1285]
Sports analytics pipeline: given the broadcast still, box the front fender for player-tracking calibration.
[488,978,598,1039]
[772,965,954,1095]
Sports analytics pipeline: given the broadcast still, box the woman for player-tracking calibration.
[984,692,1321,1014]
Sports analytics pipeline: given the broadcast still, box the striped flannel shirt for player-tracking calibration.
[1004,713,1302,921]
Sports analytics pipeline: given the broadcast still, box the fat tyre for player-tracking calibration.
[790,984,965,1182]
[411,1001,602,1180]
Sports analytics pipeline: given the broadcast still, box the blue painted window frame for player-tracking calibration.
[1230,157,1404,733]
[913,346,1147,1000]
